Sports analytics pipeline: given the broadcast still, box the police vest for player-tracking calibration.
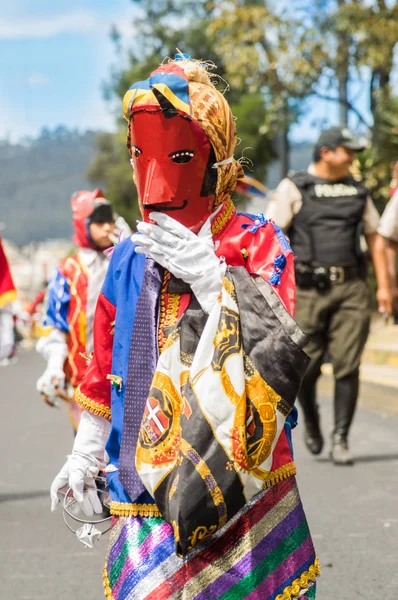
[288,171,368,266]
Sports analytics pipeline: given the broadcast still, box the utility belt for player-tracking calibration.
[295,263,363,291]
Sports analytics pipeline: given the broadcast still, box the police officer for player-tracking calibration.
[267,127,391,465]
[377,178,398,318]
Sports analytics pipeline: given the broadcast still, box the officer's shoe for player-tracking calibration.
[330,434,354,466]
[303,422,324,455]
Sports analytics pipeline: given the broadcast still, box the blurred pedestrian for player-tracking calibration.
[376,161,398,319]
[36,189,118,431]
[267,126,391,465]
[0,236,17,364]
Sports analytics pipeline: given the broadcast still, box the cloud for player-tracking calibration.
[26,73,49,86]
[0,10,106,39]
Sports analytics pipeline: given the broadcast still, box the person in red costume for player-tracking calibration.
[50,57,318,599]
[0,237,17,363]
[36,189,120,431]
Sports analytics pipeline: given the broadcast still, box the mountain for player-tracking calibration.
[0,127,98,245]
[0,128,312,245]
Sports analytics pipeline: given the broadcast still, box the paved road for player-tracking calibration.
[1,349,397,599]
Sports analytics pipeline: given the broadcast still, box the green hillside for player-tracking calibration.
[0,126,313,246]
[0,127,98,245]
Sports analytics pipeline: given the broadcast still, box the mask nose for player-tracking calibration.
[141,159,173,206]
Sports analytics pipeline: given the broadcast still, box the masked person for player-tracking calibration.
[36,189,118,431]
[267,127,391,465]
[0,237,17,364]
[50,57,319,600]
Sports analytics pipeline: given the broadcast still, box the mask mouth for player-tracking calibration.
[144,200,188,211]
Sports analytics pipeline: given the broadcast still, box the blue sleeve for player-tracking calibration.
[43,269,71,332]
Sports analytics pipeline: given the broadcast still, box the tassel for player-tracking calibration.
[269,253,287,286]
[241,213,268,234]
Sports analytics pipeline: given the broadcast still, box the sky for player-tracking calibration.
[0,0,137,142]
[0,1,377,144]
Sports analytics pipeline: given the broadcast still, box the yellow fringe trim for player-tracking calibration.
[75,385,111,421]
[103,565,114,599]
[263,462,296,490]
[275,557,321,600]
[110,501,162,518]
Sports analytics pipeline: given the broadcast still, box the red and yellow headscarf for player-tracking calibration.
[123,58,244,209]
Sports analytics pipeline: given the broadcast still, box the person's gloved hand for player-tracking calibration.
[36,329,67,405]
[0,307,15,361]
[131,212,226,313]
[50,410,111,517]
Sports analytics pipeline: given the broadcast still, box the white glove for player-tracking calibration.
[36,329,67,398]
[0,307,14,361]
[132,212,226,313]
[51,410,111,516]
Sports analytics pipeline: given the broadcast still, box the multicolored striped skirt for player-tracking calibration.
[103,476,319,600]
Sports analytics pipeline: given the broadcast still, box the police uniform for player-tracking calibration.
[267,164,380,458]
[378,190,398,321]
[378,190,398,243]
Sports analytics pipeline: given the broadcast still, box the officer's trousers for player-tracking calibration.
[295,278,371,437]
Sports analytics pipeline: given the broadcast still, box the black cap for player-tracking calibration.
[315,127,367,152]
[89,201,114,224]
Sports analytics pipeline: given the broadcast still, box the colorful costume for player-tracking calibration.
[0,237,17,362]
[52,58,319,599]
[37,189,115,429]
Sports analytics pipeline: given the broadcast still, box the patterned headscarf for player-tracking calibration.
[123,58,244,208]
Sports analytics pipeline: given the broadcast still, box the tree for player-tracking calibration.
[208,0,329,176]
[87,0,281,212]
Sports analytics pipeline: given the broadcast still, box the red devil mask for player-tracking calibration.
[130,107,217,230]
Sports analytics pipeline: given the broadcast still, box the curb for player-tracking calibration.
[362,346,398,368]
[321,363,398,390]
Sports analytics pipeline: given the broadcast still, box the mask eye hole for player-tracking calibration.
[169,150,195,164]
[131,145,142,158]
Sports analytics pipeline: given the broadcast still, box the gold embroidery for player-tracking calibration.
[188,524,218,549]
[136,371,182,469]
[161,327,181,352]
[275,557,320,600]
[180,350,193,366]
[221,276,236,300]
[158,271,181,353]
[211,198,235,236]
[75,385,111,420]
[277,397,293,417]
[168,473,179,501]
[180,438,227,535]
[171,520,180,544]
[110,501,162,517]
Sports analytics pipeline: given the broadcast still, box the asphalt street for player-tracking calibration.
[1,349,397,600]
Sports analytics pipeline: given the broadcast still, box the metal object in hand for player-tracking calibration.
[57,475,112,546]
